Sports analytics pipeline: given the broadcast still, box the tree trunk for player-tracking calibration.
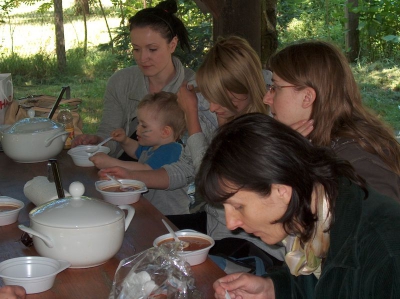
[345,0,360,62]
[212,0,262,57]
[193,0,278,63]
[80,0,88,56]
[118,0,125,26]
[75,0,90,15]
[98,0,114,52]
[54,0,67,72]
[262,0,278,66]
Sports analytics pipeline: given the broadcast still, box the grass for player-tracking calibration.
[2,3,400,135]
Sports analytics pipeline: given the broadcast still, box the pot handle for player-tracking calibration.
[18,224,54,248]
[45,131,70,147]
[117,205,135,231]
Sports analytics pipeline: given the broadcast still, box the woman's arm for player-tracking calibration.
[177,82,202,136]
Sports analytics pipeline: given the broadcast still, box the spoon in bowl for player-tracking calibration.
[161,219,189,249]
[105,173,136,192]
[86,136,113,154]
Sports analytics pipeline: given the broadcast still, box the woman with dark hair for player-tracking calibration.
[72,0,216,160]
[264,40,400,201]
[197,113,400,299]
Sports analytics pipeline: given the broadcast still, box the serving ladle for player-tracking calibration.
[161,219,189,249]
[105,173,136,192]
[86,136,113,154]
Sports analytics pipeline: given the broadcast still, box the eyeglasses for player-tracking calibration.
[266,84,296,93]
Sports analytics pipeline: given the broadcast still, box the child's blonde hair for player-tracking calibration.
[138,91,186,140]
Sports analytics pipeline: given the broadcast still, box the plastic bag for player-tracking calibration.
[109,243,203,299]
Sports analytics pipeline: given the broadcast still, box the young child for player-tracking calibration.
[90,91,190,215]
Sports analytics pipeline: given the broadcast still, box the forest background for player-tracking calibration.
[1,0,399,135]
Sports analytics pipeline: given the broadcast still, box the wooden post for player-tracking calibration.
[212,0,262,57]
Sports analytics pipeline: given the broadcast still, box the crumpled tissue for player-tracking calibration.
[23,176,70,206]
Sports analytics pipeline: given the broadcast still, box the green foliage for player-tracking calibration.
[278,0,400,61]
[277,0,345,49]
[353,60,400,130]
[0,51,58,84]
[352,0,400,60]
[1,47,117,86]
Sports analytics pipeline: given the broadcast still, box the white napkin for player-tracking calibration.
[23,176,70,206]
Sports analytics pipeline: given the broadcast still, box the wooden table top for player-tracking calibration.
[0,150,224,298]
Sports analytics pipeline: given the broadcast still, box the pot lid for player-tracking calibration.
[29,182,125,228]
[5,110,63,134]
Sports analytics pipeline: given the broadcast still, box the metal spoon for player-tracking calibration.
[161,219,189,249]
[105,173,136,192]
[86,136,113,154]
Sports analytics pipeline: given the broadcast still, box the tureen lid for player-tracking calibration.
[29,182,125,228]
[5,110,63,134]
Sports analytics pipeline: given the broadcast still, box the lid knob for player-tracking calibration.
[69,181,85,199]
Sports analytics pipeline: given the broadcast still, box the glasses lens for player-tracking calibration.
[266,84,275,93]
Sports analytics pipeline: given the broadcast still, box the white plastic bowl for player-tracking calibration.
[153,230,215,266]
[0,196,24,226]
[95,179,148,205]
[67,145,111,167]
[0,256,70,294]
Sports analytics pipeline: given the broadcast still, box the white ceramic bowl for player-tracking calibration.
[0,196,24,226]
[153,230,215,266]
[67,145,111,167]
[95,179,148,205]
[0,256,70,294]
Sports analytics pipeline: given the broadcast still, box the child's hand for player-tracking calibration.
[111,128,127,143]
[89,152,118,169]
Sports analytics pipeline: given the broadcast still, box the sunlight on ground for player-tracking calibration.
[1,0,119,55]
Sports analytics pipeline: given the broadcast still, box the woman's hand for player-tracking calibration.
[111,128,128,144]
[177,81,199,116]
[290,119,314,137]
[89,152,119,169]
[177,81,202,136]
[0,285,26,299]
[213,273,275,299]
[98,167,132,180]
[72,134,101,147]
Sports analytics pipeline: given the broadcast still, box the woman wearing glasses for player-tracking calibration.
[264,40,400,201]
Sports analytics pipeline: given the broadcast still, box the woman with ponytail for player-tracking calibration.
[72,0,216,160]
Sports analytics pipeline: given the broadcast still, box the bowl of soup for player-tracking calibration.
[67,145,111,167]
[0,196,24,226]
[95,179,148,205]
[153,230,215,266]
